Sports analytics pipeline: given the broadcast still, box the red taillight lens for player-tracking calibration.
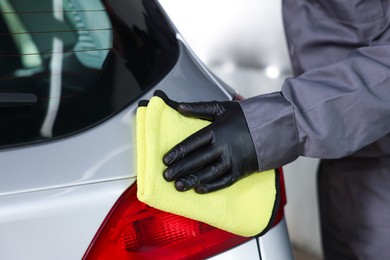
[233,92,245,101]
[83,183,251,260]
[272,168,287,227]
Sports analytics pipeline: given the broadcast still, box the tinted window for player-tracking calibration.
[0,0,178,148]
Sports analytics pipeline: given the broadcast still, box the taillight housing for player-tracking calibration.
[273,167,287,227]
[84,167,286,260]
[83,183,251,260]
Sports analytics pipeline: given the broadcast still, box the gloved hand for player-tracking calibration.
[163,98,259,194]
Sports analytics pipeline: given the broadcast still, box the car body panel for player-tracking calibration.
[209,239,260,259]
[0,179,131,260]
[258,219,294,260]
[209,219,293,260]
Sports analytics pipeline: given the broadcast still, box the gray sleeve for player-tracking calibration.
[240,45,390,171]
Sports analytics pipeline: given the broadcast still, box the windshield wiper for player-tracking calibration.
[0,93,37,108]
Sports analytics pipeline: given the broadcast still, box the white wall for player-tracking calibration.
[159,0,322,258]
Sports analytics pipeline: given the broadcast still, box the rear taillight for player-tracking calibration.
[83,183,251,260]
[233,92,245,101]
[272,168,287,227]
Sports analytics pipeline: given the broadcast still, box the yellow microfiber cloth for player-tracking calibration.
[136,93,280,237]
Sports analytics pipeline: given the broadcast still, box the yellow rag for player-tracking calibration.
[136,95,278,237]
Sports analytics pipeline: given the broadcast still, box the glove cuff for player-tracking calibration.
[240,92,300,171]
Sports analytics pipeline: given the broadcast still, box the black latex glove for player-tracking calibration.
[163,98,259,194]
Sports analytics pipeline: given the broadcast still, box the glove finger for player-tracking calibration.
[163,145,220,182]
[177,101,224,121]
[138,100,149,107]
[174,158,231,191]
[153,89,179,109]
[195,172,237,194]
[163,127,213,165]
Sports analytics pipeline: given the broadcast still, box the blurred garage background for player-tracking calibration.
[158,0,323,259]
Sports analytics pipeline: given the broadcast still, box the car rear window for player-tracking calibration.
[0,0,178,148]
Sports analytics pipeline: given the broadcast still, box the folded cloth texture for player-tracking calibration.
[136,93,279,237]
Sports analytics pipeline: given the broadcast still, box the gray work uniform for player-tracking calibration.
[240,0,390,259]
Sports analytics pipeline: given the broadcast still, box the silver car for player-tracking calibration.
[0,0,293,259]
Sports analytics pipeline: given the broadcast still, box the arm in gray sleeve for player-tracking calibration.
[240,45,390,171]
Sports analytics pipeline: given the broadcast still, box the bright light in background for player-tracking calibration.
[265,65,281,79]
[220,61,236,74]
